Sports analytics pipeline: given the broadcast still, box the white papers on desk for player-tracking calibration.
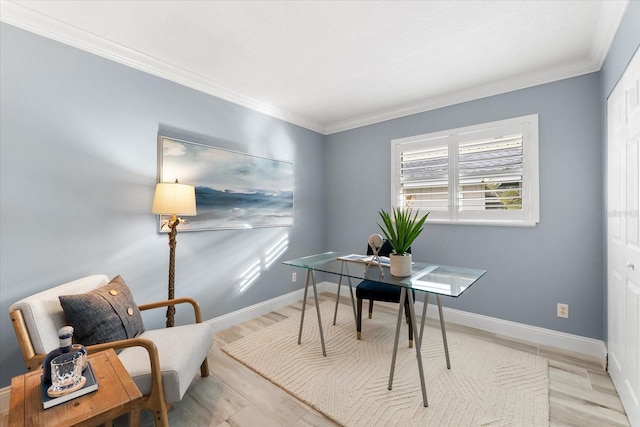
[337,254,390,266]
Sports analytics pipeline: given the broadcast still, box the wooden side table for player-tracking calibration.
[9,348,142,427]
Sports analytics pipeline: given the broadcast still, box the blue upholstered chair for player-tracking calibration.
[356,240,415,347]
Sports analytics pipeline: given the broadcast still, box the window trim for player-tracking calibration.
[391,114,539,227]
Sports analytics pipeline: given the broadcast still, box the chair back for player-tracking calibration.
[9,275,110,355]
[366,240,410,257]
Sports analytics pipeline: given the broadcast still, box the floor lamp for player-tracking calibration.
[152,179,197,327]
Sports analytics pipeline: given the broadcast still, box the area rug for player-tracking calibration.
[222,301,549,426]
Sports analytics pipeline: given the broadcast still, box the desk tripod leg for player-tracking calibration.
[310,271,327,356]
[437,295,451,369]
[388,288,406,391]
[347,275,356,326]
[332,262,344,325]
[298,269,311,345]
[419,293,429,348]
[408,290,428,407]
[344,263,357,326]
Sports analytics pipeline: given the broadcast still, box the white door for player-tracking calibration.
[608,46,640,427]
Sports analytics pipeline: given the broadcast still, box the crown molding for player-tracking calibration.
[324,58,600,134]
[0,1,326,134]
[589,0,629,70]
[1,0,628,136]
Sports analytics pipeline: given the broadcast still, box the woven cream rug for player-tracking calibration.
[222,301,549,426]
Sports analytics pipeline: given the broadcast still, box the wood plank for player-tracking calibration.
[8,376,26,427]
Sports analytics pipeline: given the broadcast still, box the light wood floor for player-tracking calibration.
[2,293,630,426]
[146,293,630,427]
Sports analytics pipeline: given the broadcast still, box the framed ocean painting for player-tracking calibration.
[157,136,294,231]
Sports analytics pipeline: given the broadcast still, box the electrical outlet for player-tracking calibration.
[557,303,569,319]
[292,272,297,283]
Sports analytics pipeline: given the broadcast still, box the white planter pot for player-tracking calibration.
[390,253,412,277]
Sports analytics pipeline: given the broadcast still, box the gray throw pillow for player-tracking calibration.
[59,275,145,346]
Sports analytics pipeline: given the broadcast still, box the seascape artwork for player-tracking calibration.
[158,136,294,231]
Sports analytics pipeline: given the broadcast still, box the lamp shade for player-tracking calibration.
[152,181,197,216]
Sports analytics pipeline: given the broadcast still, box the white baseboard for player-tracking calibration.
[204,283,334,332]
[331,283,607,364]
[205,281,605,363]
[429,301,607,363]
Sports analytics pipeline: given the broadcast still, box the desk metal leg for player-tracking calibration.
[408,290,428,406]
[298,269,327,356]
[297,269,311,346]
[347,275,356,325]
[333,261,358,326]
[332,261,358,327]
[344,263,357,326]
[437,295,450,369]
[310,270,327,356]
[389,289,428,406]
[419,293,429,348]
[388,288,406,391]
[418,294,451,369]
[332,262,344,325]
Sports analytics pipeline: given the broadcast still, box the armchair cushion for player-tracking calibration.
[118,323,212,402]
[59,275,145,346]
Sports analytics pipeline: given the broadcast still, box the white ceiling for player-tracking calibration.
[1,0,629,134]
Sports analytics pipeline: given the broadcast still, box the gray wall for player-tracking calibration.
[1,4,638,389]
[599,1,640,342]
[325,73,604,339]
[0,23,326,387]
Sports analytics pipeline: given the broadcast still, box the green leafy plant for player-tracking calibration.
[377,207,429,256]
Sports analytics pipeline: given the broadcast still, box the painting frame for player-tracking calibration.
[156,135,294,232]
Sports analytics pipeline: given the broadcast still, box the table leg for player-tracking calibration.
[407,290,429,407]
[344,262,357,326]
[310,270,327,356]
[437,295,451,369]
[419,293,429,348]
[347,275,356,326]
[297,269,327,356]
[388,288,406,391]
[332,262,344,325]
[128,407,140,427]
[297,269,311,345]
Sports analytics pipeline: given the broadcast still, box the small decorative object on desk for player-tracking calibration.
[366,233,385,277]
[42,326,75,385]
[42,360,99,409]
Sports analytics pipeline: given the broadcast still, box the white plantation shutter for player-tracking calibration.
[458,135,523,211]
[391,115,539,226]
[400,144,449,212]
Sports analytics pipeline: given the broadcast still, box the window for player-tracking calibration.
[391,114,539,226]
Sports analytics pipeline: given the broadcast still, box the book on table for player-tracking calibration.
[41,361,99,409]
[337,254,390,266]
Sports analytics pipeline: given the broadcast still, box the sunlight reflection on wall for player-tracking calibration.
[235,234,289,295]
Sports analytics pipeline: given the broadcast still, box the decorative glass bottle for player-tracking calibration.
[71,343,87,371]
[42,326,74,384]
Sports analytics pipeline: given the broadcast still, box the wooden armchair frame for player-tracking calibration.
[10,297,210,427]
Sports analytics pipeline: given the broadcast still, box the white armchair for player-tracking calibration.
[9,274,213,426]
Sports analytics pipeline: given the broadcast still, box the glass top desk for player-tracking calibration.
[283,251,486,407]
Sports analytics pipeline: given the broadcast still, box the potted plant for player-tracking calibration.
[378,207,429,276]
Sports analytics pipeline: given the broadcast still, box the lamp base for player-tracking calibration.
[165,216,179,328]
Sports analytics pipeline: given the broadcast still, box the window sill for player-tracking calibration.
[426,219,538,227]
